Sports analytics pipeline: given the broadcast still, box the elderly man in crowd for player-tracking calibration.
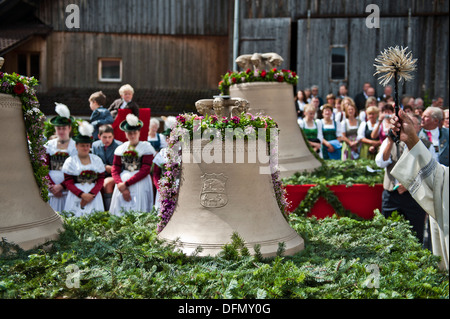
[108,84,140,120]
[418,106,449,166]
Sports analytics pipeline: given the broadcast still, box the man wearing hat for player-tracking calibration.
[44,103,77,212]
[109,114,156,215]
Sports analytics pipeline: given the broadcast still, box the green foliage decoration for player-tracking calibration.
[283,159,384,187]
[283,159,384,219]
[0,210,447,299]
[292,184,364,220]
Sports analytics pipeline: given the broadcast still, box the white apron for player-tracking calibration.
[62,154,106,217]
[44,138,77,212]
[109,141,156,215]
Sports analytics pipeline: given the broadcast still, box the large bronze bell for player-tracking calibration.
[0,92,63,251]
[157,97,304,257]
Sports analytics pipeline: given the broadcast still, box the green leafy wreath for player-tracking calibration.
[291,184,364,221]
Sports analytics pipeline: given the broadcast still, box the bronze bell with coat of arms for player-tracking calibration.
[157,97,304,257]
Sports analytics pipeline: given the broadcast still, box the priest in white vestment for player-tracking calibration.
[390,109,449,271]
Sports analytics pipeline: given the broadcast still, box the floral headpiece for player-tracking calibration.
[119,113,143,132]
[50,102,74,126]
[74,121,94,144]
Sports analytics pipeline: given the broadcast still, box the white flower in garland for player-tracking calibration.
[373,46,417,87]
[54,102,71,119]
[78,121,94,137]
[126,113,140,127]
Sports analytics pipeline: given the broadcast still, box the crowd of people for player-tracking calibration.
[295,83,449,163]
[296,83,449,253]
[45,84,170,217]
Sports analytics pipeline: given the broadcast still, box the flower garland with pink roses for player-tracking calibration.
[218,68,298,95]
[0,71,49,201]
[156,112,291,233]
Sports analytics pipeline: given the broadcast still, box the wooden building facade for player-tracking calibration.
[0,0,232,116]
[237,0,449,105]
[0,0,448,116]
[35,0,231,91]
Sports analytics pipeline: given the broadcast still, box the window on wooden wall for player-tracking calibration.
[98,58,122,82]
[330,46,347,81]
[17,52,40,80]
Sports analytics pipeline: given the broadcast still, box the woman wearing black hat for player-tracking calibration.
[109,114,156,215]
[44,103,77,212]
[62,121,106,216]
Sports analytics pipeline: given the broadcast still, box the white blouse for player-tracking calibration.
[114,141,157,157]
[298,118,324,142]
[357,120,378,141]
[320,119,343,138]
[45,138,77,156]
[62,154,106,176]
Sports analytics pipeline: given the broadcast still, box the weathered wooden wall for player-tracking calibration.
[35,0,231,92]
[45,32,229,90]
[238,0,449,104]
[238,18,291,69]
[32,0,448,103]
[37,0,230,35]
[296,14,449,103]
[240,0,449,18]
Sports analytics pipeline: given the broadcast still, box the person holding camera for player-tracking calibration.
[375,113,437,244]
[371,103,395,143]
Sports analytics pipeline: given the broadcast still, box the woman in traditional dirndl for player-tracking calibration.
[109,114,156,215]
[44,103,77,212]
[298,104,323,157]
[340,98,361,160]
[320,104,343,160]
[62,121,106,216]
[147,118,168,152]
[358,106,382,160]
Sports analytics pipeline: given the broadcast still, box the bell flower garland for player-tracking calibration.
[156,112,291,232]
[218,68,298,95]
[0,71,49,201]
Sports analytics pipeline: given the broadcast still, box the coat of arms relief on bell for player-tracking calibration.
[200,173,228,208]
